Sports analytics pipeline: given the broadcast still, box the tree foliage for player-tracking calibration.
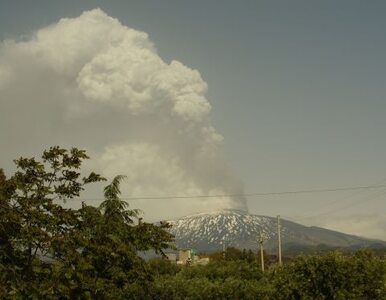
[146,250,385,300]
[0,147,174,299]
[269,250,386,300]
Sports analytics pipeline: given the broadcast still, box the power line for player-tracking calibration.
[294,178,386,218]
[299,188,386,220]
[78,184,386,201]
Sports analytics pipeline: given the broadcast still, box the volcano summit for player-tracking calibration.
[168,210,385,253]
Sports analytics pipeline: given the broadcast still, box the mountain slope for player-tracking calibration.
[167,210,385,253]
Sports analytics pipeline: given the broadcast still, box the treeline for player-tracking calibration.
[0,147,385,299]
[145,248,386,300]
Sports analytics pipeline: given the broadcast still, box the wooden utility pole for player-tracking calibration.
[258,231,265,272]
[277,215,282,266]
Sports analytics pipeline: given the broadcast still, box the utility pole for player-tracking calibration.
[258,231,265,272]
[222,242,226,259]
[277,215,282,266]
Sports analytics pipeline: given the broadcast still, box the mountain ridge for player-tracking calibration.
[167,209,385,253]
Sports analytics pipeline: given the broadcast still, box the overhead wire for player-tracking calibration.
[299,187,386,220]
[77,184,386,202]
[294,178,386,220]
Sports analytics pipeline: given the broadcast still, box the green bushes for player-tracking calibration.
[144,258,268,299]
[179,260,263,281]
[151,275,270,300]
[148,258,181,276]
[145,251,386,300]
[269,250,386,300]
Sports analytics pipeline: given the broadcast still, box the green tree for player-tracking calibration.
[53,175,174,298]
[0,147,174,299]
[100,175,139,224]
[208,247,257,263]
[270,250,386,300]
[0,147,105,297]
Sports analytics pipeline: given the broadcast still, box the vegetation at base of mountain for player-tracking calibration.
[145,250,385,300]
[0,147,385,299]
[269,251,386,300]
[207,247,256,262]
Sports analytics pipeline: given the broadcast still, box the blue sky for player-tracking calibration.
[1,0,386,238]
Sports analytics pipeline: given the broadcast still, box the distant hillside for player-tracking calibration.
[167,210,386,253]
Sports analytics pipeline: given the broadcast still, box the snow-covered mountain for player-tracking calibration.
[167,209,385,253]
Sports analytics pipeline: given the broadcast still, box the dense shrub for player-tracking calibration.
[151,276,270,300]
[269,250,386,300]
[145,250,385,300]
[179,260,263,281]
[148,258,181,276]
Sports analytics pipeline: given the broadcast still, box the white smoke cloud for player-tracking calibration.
[0,65,11,88]
[0,8,246,220]
[96,143,240,218]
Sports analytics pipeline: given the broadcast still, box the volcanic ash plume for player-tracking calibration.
[0,9,247,219]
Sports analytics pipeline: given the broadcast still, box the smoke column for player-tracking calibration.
[0,9,247,219]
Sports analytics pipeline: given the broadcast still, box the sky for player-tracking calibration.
[1,0,386,239]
